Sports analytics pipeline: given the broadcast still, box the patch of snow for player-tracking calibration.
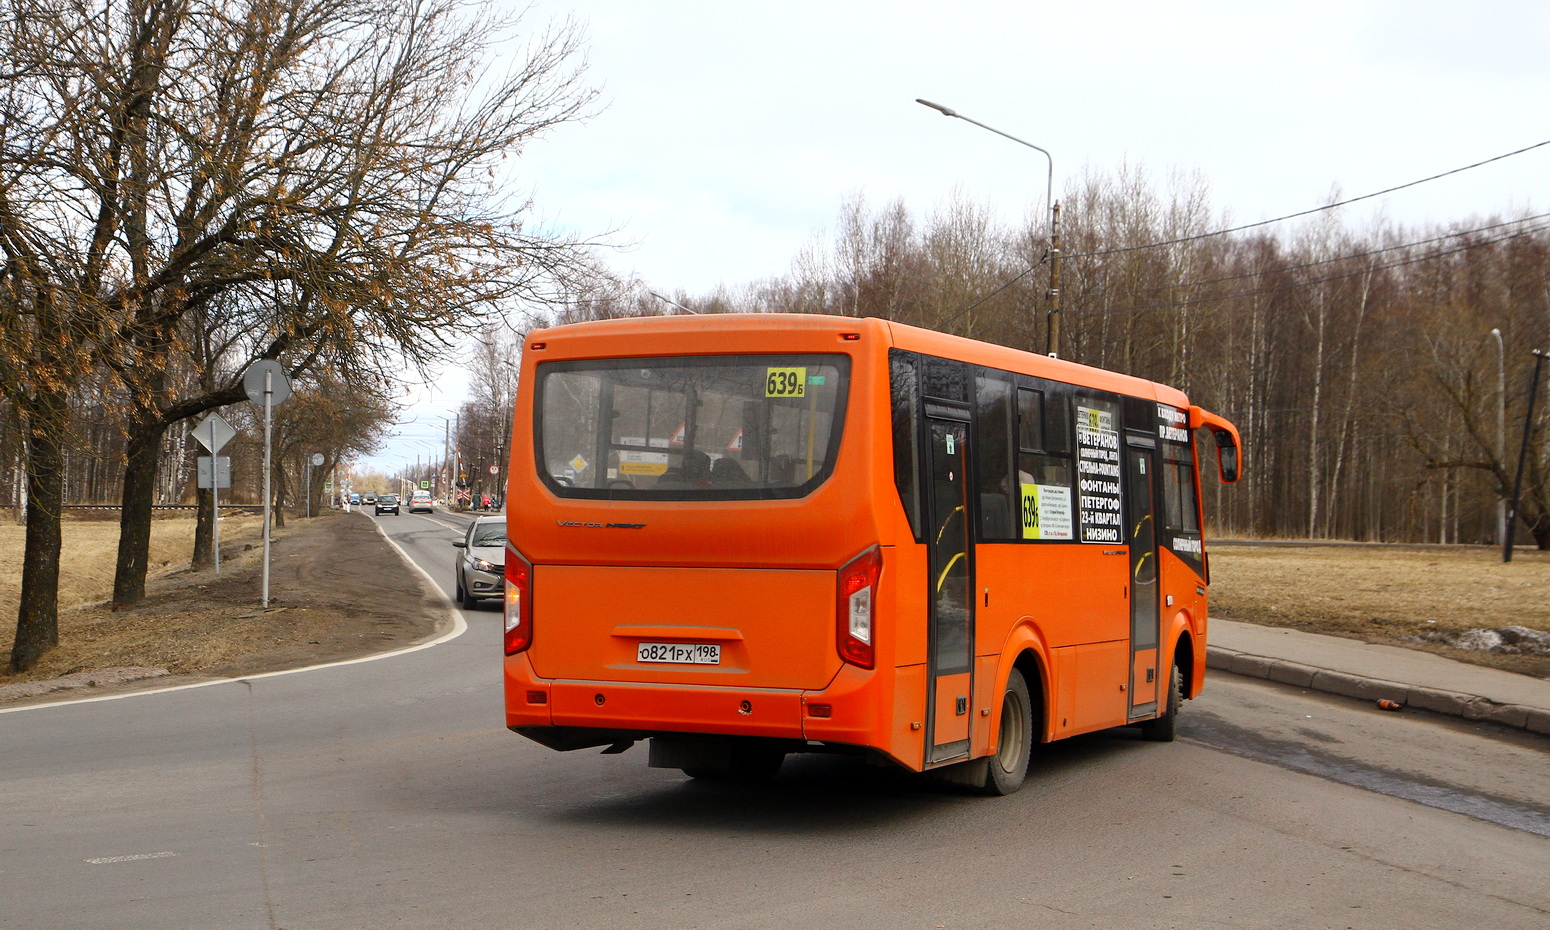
[1417,626,1550,656]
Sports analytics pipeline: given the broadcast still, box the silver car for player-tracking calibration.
[452,515,506,610]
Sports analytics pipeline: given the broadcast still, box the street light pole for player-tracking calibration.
[1491,328,1506,546]
[915,98,1061,357]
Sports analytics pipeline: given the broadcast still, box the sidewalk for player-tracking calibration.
[1207,617,1550,737]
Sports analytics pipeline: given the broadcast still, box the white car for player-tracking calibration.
[408,491,434,513]
[452,516,506,610]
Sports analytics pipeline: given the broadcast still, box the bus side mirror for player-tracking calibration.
[1214,429,1240,483]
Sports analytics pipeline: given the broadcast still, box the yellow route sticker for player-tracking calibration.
[764,367,807,398]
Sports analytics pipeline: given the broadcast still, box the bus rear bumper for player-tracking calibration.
[505,656,893,756]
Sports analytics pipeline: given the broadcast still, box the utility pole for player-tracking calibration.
[1504,348,1548,562]
[1047,202,1062,357]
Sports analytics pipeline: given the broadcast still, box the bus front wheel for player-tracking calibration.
[979,668,1033,796]
[1141,664,1182,742]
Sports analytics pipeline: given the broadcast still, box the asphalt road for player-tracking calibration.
[2,512,1547,929]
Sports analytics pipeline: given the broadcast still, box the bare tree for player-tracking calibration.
[1,0,598,671]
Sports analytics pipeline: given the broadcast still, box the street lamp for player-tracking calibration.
[649,291,700,315]
[916,98,1062,357]
[1491,328,1506,545]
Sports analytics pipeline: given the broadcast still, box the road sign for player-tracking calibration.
[310,452,325,466]
[196,456,231,489]
[243,360,293,406]
[191,413,235,453]
[489,465,499,475]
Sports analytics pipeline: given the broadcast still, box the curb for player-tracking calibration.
[1205,645,1550,737]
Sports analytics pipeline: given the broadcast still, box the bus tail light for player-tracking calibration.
[504,548,534,655]
[837,546,882,669]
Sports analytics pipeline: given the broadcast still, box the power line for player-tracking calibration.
[936,137,1550,327]
[937,256,1046,329]
[1068,137,1550,261]
[1069,215,1550,316]
[1091,212,1550,304]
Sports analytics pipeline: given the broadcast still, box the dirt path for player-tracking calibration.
[0,511,448,706]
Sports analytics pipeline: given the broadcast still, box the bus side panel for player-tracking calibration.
[1158,547,1208,698]
[973,544,1129,736]
[972,544,1129,653]
[888,663,928,770]
[1047,641,1130,738]
[882,541,930,669]
[972,654,1000,754]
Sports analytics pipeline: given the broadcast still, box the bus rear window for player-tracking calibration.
[536,354,850,500]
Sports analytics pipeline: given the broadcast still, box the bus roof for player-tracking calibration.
[525,313,1191,409]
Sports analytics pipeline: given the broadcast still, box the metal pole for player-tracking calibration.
[262,370,273,606]
[1504,348,1548,562]
[1047,202,1063,357]
[212,459,221,575]
[1492,328,1506,545]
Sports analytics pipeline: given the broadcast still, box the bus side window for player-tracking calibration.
[975,371,1016,541]
[1162,445,1205,575]
[890,350,924,540]
[1016,385,1075,541]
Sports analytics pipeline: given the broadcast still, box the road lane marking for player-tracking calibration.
[86,851,178,864]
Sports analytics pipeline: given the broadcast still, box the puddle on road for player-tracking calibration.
[1182,713,1550,838]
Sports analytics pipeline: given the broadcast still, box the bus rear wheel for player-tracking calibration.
[1141,663,1182,742]
[979,668,1033,796]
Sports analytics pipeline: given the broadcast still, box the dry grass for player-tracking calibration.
[1209,542,1550,677]
[0,511,264,616]
[0,511,443,700]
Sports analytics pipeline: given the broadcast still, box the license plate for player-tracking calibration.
[637,642,721,665]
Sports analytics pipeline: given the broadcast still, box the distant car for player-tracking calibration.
[375,494,400,515]
[363,493,377,504]
[452,515,506,610]
[408,490,434,513]
[349,493,361,506]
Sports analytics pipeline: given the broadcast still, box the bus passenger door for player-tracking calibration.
[926,418,974,765]
[1125,435,1160,720]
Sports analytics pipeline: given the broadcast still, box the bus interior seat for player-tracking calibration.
[980,493,1012,538]
[709,457,752,487]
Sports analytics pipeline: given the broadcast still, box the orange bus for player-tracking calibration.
[502,314,1241,794]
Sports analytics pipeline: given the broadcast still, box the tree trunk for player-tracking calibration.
[113,418,169,607]
[271,456,287,529]
[9,389,68,673]
[192,485,214,569]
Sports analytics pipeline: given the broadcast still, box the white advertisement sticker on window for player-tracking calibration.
[1021,484,1074,540]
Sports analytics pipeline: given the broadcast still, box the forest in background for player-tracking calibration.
[502,165,1550,549]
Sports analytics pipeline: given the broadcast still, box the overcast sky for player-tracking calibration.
[359,0,1550,476]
